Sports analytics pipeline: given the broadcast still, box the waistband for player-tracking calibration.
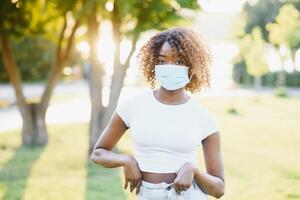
[141,180,174,189]
[141,179,196,190]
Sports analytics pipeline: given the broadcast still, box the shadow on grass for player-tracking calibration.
[85,148,127,200]
[0,145,46,200]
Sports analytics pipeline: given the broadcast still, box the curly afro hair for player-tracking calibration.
[137,27,214,94]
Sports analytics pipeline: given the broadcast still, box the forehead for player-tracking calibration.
[158,41,178,57]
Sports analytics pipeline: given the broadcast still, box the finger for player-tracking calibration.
[135,180,142,195]
[130,180,136,192]
[133,179,138,191]
[178,184,183,193]
[174,183,181,195]
[124,179,129,189]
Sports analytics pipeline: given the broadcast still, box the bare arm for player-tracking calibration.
[193,131,225,199]
[90,111,143,194]
[90,111,129,167]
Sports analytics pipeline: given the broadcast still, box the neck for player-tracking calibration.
[155,87,189,103]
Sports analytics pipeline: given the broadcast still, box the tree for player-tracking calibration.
[87,0,200,154]
[242,0,283,42]
[232,0,300,90]
[266,4,300,74]
[0,0,82,146]
[0,36,55,82]
[237,27,268,92]
[84,0,109,155]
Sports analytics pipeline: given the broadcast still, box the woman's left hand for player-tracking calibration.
[173,162,197,195]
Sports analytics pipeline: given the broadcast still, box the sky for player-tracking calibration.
[198,0,247,13]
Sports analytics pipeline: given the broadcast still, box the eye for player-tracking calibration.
[158,60,165,64]
[175,60,184,65]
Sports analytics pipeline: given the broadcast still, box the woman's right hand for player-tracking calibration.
[122,154,143,194]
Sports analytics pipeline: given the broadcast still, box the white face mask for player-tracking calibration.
[154,64,192,91]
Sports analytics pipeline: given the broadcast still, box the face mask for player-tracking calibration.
[154,64,192,91]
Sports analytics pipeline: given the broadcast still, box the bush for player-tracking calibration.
[233,61,300,87]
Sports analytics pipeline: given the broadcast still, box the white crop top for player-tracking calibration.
[115,89,219,173]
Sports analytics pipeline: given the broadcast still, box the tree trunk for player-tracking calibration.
[291,48,296,72]
[22,103,48,145]
[277,46,286,87]
[87,2,139,155]
[276,70,286,87]
[254,75,261,92]
[87,6,105,154]
[100,1,125,129]
[0,16,80,146]
[0,34,48,145]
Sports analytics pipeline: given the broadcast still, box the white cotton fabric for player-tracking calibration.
[115,89,219,173]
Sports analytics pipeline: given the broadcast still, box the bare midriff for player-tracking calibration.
[141,171,177,184]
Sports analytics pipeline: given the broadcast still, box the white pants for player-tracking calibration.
[137,178,208,200]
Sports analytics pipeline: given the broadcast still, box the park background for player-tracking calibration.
[0,0,299,199]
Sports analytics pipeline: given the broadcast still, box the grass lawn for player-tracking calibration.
[0,95,299,200]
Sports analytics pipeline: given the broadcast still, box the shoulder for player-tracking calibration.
[190,99,215,117]
[191,100,219,140]
[115,90,150,128]
[117,89,151,106]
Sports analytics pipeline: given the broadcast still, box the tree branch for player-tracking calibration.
[0,33,28,114]
[40,18,81,113]
[56,15,67,62]
[123,37,138,68]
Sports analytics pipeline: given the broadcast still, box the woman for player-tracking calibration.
[91,27,225,200]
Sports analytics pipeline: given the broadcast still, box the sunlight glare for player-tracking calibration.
[105,1,114,11]
[97,21,114,76]
[76,41,90,59]
[198,0,246,13]
[120,39,132,65]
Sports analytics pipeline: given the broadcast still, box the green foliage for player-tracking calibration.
[274,86,289,97]
[266,4,300,50]
[114,0,200,39]
[245,27,269,77]
[232,59,253,86]
[0,37,55,82]
[282,0,300,10]
[0,0,84,41]
[227,107,240,115]
[232,0,300,88]
[242,0,283,42]
[236,27,269,78]
[233,61,300,87]
[234,0,300,43]
[0,0,86,82]
[0,0,37,37]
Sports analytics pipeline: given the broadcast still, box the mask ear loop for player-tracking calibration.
[188,70,194,82]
